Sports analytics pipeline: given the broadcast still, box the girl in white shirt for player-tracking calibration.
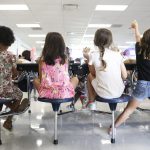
[84,28,127,110]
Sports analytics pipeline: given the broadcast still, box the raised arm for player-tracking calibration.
[83,47,90,63]
[131,20,141,43]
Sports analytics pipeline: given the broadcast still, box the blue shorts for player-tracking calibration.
[132,80,150,101]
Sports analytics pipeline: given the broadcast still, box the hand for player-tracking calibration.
[83,47,90,53]
[131,20,138,29]
[83,47,90,59]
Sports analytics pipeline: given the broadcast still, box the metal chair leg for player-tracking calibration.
[53,111,58,145]
[111,110,115,143]
[0,119,2,145]
[27,74,31,114]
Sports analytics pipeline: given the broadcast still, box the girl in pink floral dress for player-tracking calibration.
[34,32,78,99]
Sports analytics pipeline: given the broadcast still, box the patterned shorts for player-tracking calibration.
[0,85,23,101]
[132,80,150,101]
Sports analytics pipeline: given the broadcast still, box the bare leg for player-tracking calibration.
[70,76,79,89]
[87,73,96,101]
[3,86,23,131]
[115,99,140,128]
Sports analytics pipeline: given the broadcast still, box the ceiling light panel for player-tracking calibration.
[88,24,112,28]
[83,34,94,38]
[36,41,45,44]
[95,5,128,11]
[16,24,40,28]
[0,4,29,10]
[126,41,136,44]
[28,34,46,37]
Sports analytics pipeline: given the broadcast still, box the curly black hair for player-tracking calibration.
[0,26,15,46]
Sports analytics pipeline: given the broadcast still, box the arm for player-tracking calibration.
[12,66,18,79]
[38,59,43,82]
[121,62,127,80]
[12,55,18,79]
[131,20,141,43]
[83,47,90,63]
[88,65,96,77]
[84,49,96,76]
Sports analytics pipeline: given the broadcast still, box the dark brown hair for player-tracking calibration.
[140,29,150,59]
[94,28,113,70]
[42,32,66,65]
[22,50,31,61]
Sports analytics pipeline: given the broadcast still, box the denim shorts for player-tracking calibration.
[132,80,150,101]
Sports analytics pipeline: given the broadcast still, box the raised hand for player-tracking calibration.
[131,20,138,29]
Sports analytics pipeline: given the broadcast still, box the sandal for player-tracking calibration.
[86,100,96,110]
[17,98,29,112]
[3,120,13,131]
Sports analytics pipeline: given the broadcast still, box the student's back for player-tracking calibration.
[89,48,124,98]
[87,28,126,100]
[136,41,150,81]
[0,50,16,93]
[39,58,74,98]
[33,32,78,99]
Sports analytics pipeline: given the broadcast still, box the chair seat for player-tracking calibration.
[0,98,15,104]
[38,97,74,104]
[38,97,74,112]
[96,94,131,103]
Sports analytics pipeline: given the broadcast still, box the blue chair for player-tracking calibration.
[38,97,74,145]
[95,94,131,143]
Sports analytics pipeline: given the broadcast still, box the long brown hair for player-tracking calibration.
[42,32,66,65]
[140,29,150,60]
[94,28,113,70]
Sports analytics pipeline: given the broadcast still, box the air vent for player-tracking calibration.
[31,27,42,30]
[63,4,78,10]
[111,24,122,28]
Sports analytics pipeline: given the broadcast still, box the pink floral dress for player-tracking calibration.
[39,59,75,99]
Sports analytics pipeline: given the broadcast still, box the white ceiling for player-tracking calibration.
[0,0,150,53]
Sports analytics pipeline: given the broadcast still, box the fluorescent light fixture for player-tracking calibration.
[36,41,45,44]
[67,32,76,35]
[83,34,94,38]
[88,24,111,28]
[95,5,128,11]
[0,4,29,10]
[126,41,136,44]
[28,34,46,37]
[16,24,40,28]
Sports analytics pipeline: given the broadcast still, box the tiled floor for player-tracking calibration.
[1,95,150,150]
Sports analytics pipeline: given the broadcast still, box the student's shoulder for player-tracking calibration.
[108,49,121,56]
[2,51,16,60]
[0,50,12,56]
[90,50,99,56]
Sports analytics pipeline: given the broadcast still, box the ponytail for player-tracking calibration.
[99,46,106,71]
